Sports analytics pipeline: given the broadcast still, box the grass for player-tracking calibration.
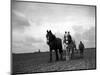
[12,48,96,74]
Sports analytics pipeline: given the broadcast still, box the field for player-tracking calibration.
[12,48,96,74]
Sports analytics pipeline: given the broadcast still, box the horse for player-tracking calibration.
[46,30,63,62]
[64,39,76,60]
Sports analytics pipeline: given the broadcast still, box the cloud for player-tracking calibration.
[12,35,48,53]
[82,26,95,47]
[12,10,30,31]
[72,26,95,48]
[12,2,95,53]
[25,36,44,43]
[72,25,86,34]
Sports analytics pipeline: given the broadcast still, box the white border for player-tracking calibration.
[0,0,99,75]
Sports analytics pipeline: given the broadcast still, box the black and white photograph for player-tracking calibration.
[12,0,96,74]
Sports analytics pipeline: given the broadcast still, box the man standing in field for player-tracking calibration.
[79,41,85,58]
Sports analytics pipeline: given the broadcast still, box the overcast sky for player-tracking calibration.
[12,1,96,53]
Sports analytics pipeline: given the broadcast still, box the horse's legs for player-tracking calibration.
[50,50,52,62]
[69,47,72,60]
[60,51,63,60]
[55,49,59,61]
[59,49,63,60]
[71,48,74,59]
[81,49,84,58]
[66,47,68,60]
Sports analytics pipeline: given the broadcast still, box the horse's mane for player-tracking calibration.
[51,33,56,39]
[50,32,56,41]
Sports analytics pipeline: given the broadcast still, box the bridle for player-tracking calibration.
[46,32,56,45]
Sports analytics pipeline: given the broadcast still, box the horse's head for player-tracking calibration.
[46,30,56,44]
[46,30,52,41]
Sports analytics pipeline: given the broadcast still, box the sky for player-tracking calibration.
[12,1,96,53]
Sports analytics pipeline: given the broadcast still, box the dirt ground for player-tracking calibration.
[12,48,96,74]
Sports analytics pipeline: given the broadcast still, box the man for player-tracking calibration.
[79,41,84,58]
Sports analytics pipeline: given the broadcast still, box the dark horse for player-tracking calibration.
[46,30,63,62]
